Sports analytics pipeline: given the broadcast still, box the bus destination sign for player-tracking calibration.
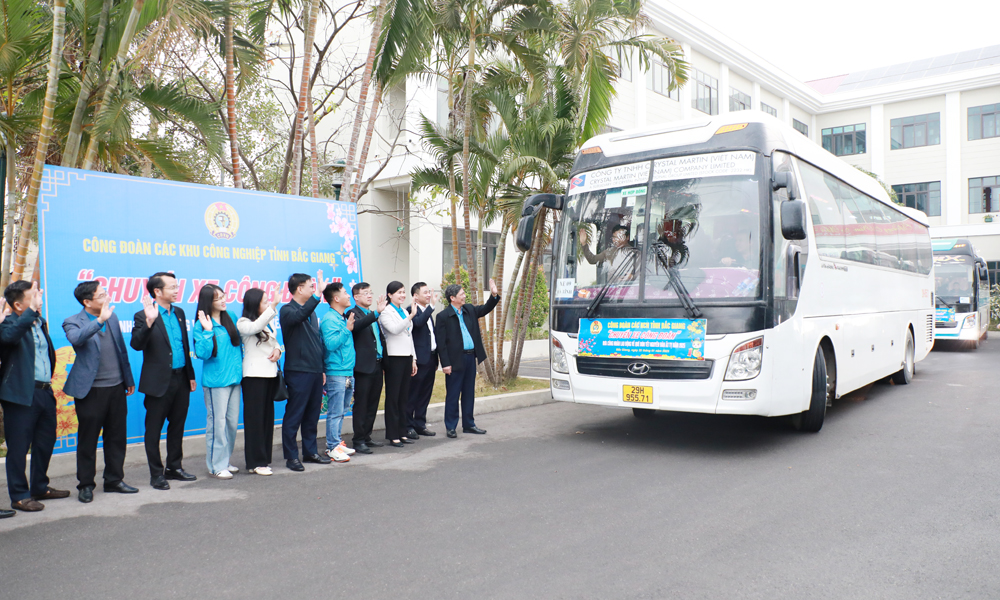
[578,318,707,360]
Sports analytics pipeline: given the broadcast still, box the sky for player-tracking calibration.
[668,0,1000,82]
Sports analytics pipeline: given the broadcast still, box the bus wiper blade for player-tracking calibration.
[586,249,638,318]
[935,296,952,308]
[651,242,703,319]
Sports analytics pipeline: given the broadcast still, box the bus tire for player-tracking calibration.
[793,346,829,433]
[971,334,981,350]
[891,329,915,384]
[632,408,656,419]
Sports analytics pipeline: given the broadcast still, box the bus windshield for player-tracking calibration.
[934,257,974,301]
[553,152,763,311]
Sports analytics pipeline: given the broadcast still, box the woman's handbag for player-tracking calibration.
[274,368,289,402]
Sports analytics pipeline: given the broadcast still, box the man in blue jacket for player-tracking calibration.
[63,281,138,503]
[320,282,356,463]
[0,281,69,514]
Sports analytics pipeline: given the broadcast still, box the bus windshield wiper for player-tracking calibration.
[586,248,638,318]
[651,242,703,319]
[935,295,952,308]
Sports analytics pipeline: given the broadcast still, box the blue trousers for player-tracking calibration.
[282,371,323,460]
[444,353,478,431]
[2,388,57,503]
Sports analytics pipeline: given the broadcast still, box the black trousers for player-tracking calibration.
[382,356,412,440]
[241,376,276,469]
[75,383,128,489]
[406,360,436,430]
[1,387,57,503]
[143,370,191,477]
[352,363,383,445]
[444,353,478,431]
[282,370,323,460]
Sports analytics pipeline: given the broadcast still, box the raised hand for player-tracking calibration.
[489,278,499,296]
[142,295,158,326]
[0,298,8,323]
[579,229,589,246]
[408,301,418,319]
[376,294,388,313]
[431,291,440,307]
[29,282,43,312]
[98,301,115,324]
[197,310,213,330]
[315,269,329,293]
[346,312,356,331]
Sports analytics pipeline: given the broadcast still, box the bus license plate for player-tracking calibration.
[623,385,653,404]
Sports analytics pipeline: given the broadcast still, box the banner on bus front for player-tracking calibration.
[577,318,706,360]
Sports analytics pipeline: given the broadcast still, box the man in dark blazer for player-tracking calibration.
[131,272,197,490]
[435,280,500,438]
[0,280,69,514]
[63,281,138,503]
[348,282,387,454]
[404,282,439,439]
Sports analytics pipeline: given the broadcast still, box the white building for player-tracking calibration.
[345,0,1000,293]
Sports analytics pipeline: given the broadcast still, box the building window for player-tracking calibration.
[691,69,718,115]
[969,103,1000,141]
[822,123,867,156]
[988,261,1000,287]
[970,177,1000,214]
[730,89,751,112]
[442,228,501,286]
[890,113,940,149]
[760,102,777,118]
[891,181,941,216]
[792,119,808,136]
[645,61,678,100]
[617,59,631,82]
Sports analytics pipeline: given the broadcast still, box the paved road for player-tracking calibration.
[518,356,551,379]
[2,338,999,599]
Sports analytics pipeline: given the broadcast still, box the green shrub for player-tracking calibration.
[514,266,549,329]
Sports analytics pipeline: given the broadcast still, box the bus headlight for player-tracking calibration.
[725,337,763,381]
[962,315,976,330]
[551,337,569,374]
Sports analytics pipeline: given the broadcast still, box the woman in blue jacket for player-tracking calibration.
[194,284,243,479]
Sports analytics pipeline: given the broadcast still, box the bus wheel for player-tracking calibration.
[793,346,830,432]
[891,330,915,384]
[632,408,656,419]
[970,334,981,350]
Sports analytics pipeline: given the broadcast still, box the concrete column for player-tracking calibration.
[870,103,885,179]
[945,91,962,226]
[782,98,791,126]
[680,43,692,119]
[752,82,761,113]
[811,115,818,144]
[719,64,729,115]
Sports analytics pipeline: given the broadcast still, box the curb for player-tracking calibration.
[0,388,553,485]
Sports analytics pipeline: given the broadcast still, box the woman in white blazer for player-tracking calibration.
[237,288,282,475]
[378,281,418,447]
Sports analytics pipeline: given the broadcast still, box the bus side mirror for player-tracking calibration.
[522,193,565,215]
[781,200,808,240]
[772,171,798,200]
[516,209,538,252]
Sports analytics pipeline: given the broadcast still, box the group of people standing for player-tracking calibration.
[0,270,500,519]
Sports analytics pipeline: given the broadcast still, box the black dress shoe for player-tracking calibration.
[0,508,14,519]
[302,453,331,464]
[401,437,415,444]
[365,439,385,447]
[388,440,405,447]
[78,487,94,503]
[416,428,436,437]
[446,429,457,438]
[405,428,420,439]
[104,481,139,494]
[286,459,305,472]
[353,442,373,454]
[463,426,487,434]
[150,476,170,490]
[165,469,197,482]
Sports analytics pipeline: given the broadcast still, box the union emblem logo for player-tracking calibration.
[589,320,602,335]
[205,202,239,240]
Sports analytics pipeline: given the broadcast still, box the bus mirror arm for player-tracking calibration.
[522,193,565,216]
[772,171,798,200]
[780,200,808,241]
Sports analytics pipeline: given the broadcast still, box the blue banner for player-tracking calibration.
[38,166,362,454]
[577,318,706,360]
[935,307,955,323]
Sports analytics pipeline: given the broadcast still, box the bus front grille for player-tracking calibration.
[576,356,714,380]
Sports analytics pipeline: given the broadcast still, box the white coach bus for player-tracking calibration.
[932,238,990,348]
[516,113,935,432]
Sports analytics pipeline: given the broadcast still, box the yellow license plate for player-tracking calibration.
[623,385,653,404]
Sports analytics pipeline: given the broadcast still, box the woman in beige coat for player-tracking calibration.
[378,281,418,447]
[237,288,282,475]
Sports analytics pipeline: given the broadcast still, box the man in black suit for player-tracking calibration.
[404,282,438,439]
[131,272,197,490]
[0,281,70,514]
[63,281,138,503]
[279,272,332,471]
[435,280,500,438]
[348,282,387,454]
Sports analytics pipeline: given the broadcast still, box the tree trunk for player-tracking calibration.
[307,95,319,197]
[62,0,111,168]
[224,7,242,187]
[12,0,66,281]
[504,208,544,380]
[1,137,18,289]
[278,113,298,193]
[461,25,477,304]
[350,81,382,203]
[445,77,460,280]
[287,0,318,196]
[498,248,524,376]
[482,222,507,386]
[81,0,146,171]
[489,223,509,373]
[342,0,389,203]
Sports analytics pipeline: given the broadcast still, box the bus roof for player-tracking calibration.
[932,238,978,256]
[576,112,927,226]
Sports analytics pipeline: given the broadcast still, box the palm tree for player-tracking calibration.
[62,0,112,168]
[286,0,317,196]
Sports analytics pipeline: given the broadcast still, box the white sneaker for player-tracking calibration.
[329,446,351,463]
[227,464,240,473]
[251,466,272,476]
[338,441,356,456]
[213,470,234,479]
